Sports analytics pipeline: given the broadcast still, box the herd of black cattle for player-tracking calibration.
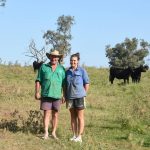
[33,61,149,84]
[109,65,149,84]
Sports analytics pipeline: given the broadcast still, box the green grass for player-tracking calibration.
[0,65,150,150]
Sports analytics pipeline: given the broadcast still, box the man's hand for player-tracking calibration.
[61,96,65,104]
[35,92,41,100]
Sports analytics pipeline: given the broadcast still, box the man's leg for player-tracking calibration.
[51,99,61,139]
[51,110,59,139]
[43,110,51,138]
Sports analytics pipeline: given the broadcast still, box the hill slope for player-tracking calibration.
[0,65,150,150]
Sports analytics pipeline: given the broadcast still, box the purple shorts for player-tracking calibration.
[40,97,61,111]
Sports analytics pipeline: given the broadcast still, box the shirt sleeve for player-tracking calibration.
[35,65,42,83]
[82,68,90,85]
[61,66,66,86]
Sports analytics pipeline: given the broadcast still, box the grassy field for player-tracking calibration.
[0,64,150,150]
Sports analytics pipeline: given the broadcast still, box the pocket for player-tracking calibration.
[74,73,82,84]
[67,75,72,85]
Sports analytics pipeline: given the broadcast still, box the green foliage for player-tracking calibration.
[106,38,150,67]
[0,110,43,134]
[0,0,6,7]
[22,110,43,134]
[43,15,75,57]
[0,110,20,133]
[25,15,74,62]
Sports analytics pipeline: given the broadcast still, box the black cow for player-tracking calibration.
[33,61,44,72]
[131,65,149,83]
[109,67,132,84]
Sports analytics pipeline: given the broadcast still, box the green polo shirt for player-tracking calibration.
[36,63,65,99]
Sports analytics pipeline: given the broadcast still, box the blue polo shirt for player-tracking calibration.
[66,66,89,99]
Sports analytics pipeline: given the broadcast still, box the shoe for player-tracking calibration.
[74,136,82,143]
[70,135,76,141]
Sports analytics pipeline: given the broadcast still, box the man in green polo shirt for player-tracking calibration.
[35,50,65,140]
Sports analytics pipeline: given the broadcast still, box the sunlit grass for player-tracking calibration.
[0,65,150,150]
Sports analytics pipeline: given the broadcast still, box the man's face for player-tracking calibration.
[50,55,59,65]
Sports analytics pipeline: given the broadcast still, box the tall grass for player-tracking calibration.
[0,65,150,150]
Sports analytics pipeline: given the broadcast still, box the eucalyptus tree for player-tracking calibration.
[106,38,149,68]
[43,15,75,57]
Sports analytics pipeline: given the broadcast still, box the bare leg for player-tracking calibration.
[43,110,51,138]
[76,109,84,137]
[51,110,59,139]
[70,108,78,137]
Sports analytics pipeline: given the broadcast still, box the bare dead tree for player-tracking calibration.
[25,40,47,63]
[25,40,47,72]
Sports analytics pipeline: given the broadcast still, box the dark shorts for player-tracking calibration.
[66,97,85,110]
[40,97,61,111]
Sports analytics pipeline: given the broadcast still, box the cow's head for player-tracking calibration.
[140,65,149,72]
[33,61,44,72]
[144,65,149,70]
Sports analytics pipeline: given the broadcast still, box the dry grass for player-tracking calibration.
[0,65,150,150]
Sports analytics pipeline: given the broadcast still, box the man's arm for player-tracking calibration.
[35,81,41,100]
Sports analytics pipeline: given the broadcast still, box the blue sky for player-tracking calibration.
[0,0,150,67]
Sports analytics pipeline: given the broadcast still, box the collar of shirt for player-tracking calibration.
[69,66,80,72]
[45,62,57,67]
[45,62,59,71]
